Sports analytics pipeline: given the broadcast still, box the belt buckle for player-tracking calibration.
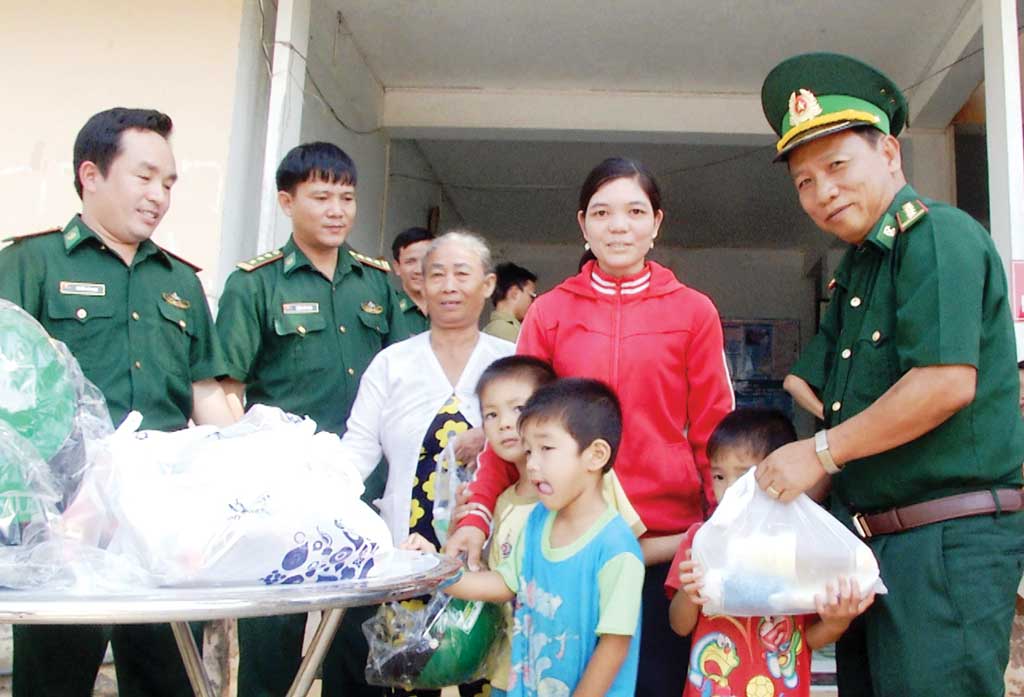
[852,513,873,539]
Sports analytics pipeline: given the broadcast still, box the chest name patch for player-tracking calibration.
[282,302,320,315]
[59,281,106,296]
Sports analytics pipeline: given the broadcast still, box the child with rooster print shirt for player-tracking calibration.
[666,409,874,697]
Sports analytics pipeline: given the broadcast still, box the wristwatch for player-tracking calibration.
[814,429,842,474]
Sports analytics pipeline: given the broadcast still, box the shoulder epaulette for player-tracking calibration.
[896,199,929,233]
[349,249,391,272]
[3,227,61,244]
[158,245,202,272]
[237,249,283,272]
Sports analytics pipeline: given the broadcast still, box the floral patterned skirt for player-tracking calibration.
[392,395,489,697]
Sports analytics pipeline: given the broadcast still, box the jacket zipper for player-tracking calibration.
[611,286,622,387]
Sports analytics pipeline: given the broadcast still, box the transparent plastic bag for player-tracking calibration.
[0,299,114,511]
[431,442,474,546]
[363,591,503,689]
[692,470,887,616]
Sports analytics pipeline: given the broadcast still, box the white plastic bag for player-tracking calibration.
[692,470,886,616]
[64,405,394,586]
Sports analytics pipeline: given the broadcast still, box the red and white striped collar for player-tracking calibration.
[590,264,652,296]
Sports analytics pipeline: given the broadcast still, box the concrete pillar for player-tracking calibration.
[256,0,311,252]
[981,0,1024,355]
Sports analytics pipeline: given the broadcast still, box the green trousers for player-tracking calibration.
[13,622,203,697]
[835,509,1024,696]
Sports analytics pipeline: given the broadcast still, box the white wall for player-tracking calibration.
[215,0,276,293]
[298,1,390,257]
[385,140,466,242]
[0,0,246,293]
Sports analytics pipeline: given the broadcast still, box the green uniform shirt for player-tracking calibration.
[0,215,226,431]
[482,309,521,343]
[216,237,410,436]
[395,289,430,335]
[790,185,1024,512]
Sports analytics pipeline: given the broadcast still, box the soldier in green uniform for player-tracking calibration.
[217,141,409,697]
[0,108,236,697]
[390,226,433,335]
[756,53,1024,697]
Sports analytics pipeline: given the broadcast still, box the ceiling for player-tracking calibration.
[335,0,973,95]
[328,0,1006,249]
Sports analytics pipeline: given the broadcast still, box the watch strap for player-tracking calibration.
[815,429,841,474]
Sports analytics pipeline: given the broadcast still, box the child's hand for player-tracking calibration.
[677,550,707,606]
[400,533,438,554]
[815,576,875,630]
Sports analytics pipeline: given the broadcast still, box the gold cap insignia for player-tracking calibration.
[361,300,384,315]
[162,291,191,309]
[788,89,823,126]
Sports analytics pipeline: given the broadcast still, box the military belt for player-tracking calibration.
[852,488,1024,539]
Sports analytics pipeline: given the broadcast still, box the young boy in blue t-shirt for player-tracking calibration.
[437,378,644,697]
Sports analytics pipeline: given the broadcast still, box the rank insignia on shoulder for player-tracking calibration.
[237,249,284,272]
[361,300,384,315]
[3,226,61,244]
[349,250,391,272]
[896,199,928,232]
[162,291,191,309]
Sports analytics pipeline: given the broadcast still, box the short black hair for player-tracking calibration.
[707,408,797,463]
[73,108,173,199]
[492,262,538,305]
[852,125,885,146]
[391,227,435,261]
[276,142,357,194]
[518,378,622,473]
[476,356,557,401]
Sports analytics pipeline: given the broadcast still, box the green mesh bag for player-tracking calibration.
[364,593,503,689]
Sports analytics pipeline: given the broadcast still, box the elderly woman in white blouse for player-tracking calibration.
[338,230,515,545]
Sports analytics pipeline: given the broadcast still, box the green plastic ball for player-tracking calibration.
[0,301,76,463]
[414,598,502,688]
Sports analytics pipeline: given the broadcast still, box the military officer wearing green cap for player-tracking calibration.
[0,107,236,697]
[216,141,409,697]
[755,53,1024,697]
[391,226,434,335]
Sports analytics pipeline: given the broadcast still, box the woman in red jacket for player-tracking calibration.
[448,157,734,695]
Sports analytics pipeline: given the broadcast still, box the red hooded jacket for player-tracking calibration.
[464,261,734,537]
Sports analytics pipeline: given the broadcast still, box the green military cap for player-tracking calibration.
[761,52,908,160]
